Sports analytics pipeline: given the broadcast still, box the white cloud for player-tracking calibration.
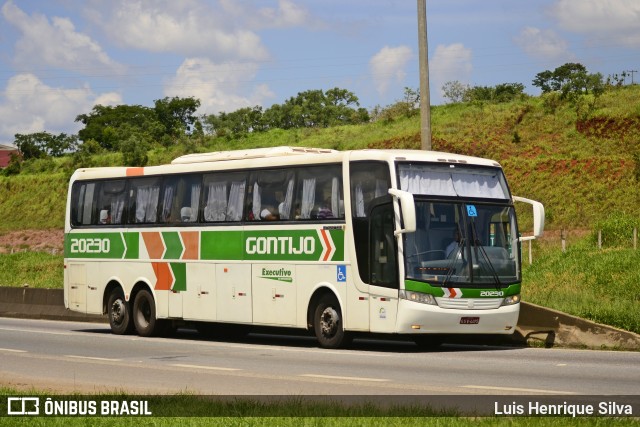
[0,73,121,142]
[429,43,472,100]
[163,58,275,115]
[514,27,574,63]
[220,0,313,29]
[88,0,271,61]
[369,46,413,95]
[550,0,640,47]
[1,1,123,73]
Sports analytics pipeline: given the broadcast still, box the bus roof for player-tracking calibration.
[70,147,502,181]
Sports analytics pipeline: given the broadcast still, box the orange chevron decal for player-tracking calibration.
[180,231,199,260]
[320,229,331,261]
[152,262,173,290]
[142,232,165,259]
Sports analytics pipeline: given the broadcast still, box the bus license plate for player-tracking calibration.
[460,317,480,325]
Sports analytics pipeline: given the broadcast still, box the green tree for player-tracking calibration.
[13,132,77,159]
[120,134,149,167]
[153,96,201,137]
[75,105,162,150]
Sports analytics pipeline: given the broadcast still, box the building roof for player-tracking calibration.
[0,144,17,151]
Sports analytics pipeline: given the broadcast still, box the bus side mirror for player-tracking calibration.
[513,196,545,241]
[388,189,416,235]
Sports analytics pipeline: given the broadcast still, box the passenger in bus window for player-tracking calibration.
[180,207,193,222]
[316,197,334,219]
[260,205,279,220]
[445,230,461,258]
[99,209,110,225]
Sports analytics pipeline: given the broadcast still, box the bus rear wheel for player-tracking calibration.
[133,289,160,337]
[313,294,349,349]
[107,289,133,335]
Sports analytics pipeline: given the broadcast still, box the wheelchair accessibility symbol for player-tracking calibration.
[337,265,347,282]
[466,204,478,217]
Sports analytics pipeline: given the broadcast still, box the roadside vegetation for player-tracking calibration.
[0,62,639,334]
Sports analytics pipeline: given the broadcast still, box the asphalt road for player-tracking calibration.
[0,317,639,396]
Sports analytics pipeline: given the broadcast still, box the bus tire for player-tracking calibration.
[132,289,159,337]
[107,289,133,335]
[313,294,349,349]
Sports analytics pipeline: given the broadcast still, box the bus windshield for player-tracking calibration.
[404,200,520,287]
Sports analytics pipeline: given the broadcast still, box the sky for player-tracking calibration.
[0,0,639,146]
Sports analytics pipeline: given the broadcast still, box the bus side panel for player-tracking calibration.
[252,263,296,326]
[368,285,399,333]
[67,263,87,313]
[182,263,217,321]
[216,263,252,323]
[344,266,370,332]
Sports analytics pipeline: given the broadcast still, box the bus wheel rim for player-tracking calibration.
[320,307,339,337]
[111,300,125,325]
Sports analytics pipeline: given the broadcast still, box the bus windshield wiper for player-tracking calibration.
[442,223,465,287]
[470,221,502,289]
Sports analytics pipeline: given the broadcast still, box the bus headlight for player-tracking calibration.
[501,294,521,306]
[399,290,437,305]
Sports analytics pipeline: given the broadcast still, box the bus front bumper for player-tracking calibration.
[396,299,520,335]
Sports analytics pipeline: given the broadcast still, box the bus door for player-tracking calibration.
[368,200,399,333]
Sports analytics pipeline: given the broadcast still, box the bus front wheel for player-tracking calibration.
[313,294,349,349]
[133,289,159,337]
[107,290,133,335]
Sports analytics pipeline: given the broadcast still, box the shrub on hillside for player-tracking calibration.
[590,213,640,248]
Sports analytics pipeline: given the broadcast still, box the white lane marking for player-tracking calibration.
[0,348,27,353]
[300,374,389,383]
[0,326,75,336]
[462,385,575,395]
[171,364,241,371]
[65,355,122,362]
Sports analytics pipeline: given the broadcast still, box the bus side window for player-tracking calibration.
[203,172,246,222]
[71,182,97,226]
[294,164,343,221]
[128,178,162,224]
[160,175,202,224]
[350,162,390,218]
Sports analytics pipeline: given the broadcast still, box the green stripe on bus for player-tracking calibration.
[404,280,521,298]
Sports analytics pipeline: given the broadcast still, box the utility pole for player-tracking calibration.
[417,0,432,150]
[627,70,638,85]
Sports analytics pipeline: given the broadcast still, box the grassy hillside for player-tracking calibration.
[5,85,638,231]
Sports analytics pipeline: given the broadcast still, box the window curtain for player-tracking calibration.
[355,184,365,218]
[451,173,506,199]
[205,182,227,221]
[161,185,175,222]
[110,198,125,224]
[301,178,316,219]
[280,178,294,219]
[252,182,261,220]
[189,183,201,222]
[226,181,245,221]
[399,169,457,196]
[331,177,340,218]
[136,186,159,223]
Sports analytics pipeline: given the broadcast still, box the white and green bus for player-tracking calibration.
[64,146,544,348]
